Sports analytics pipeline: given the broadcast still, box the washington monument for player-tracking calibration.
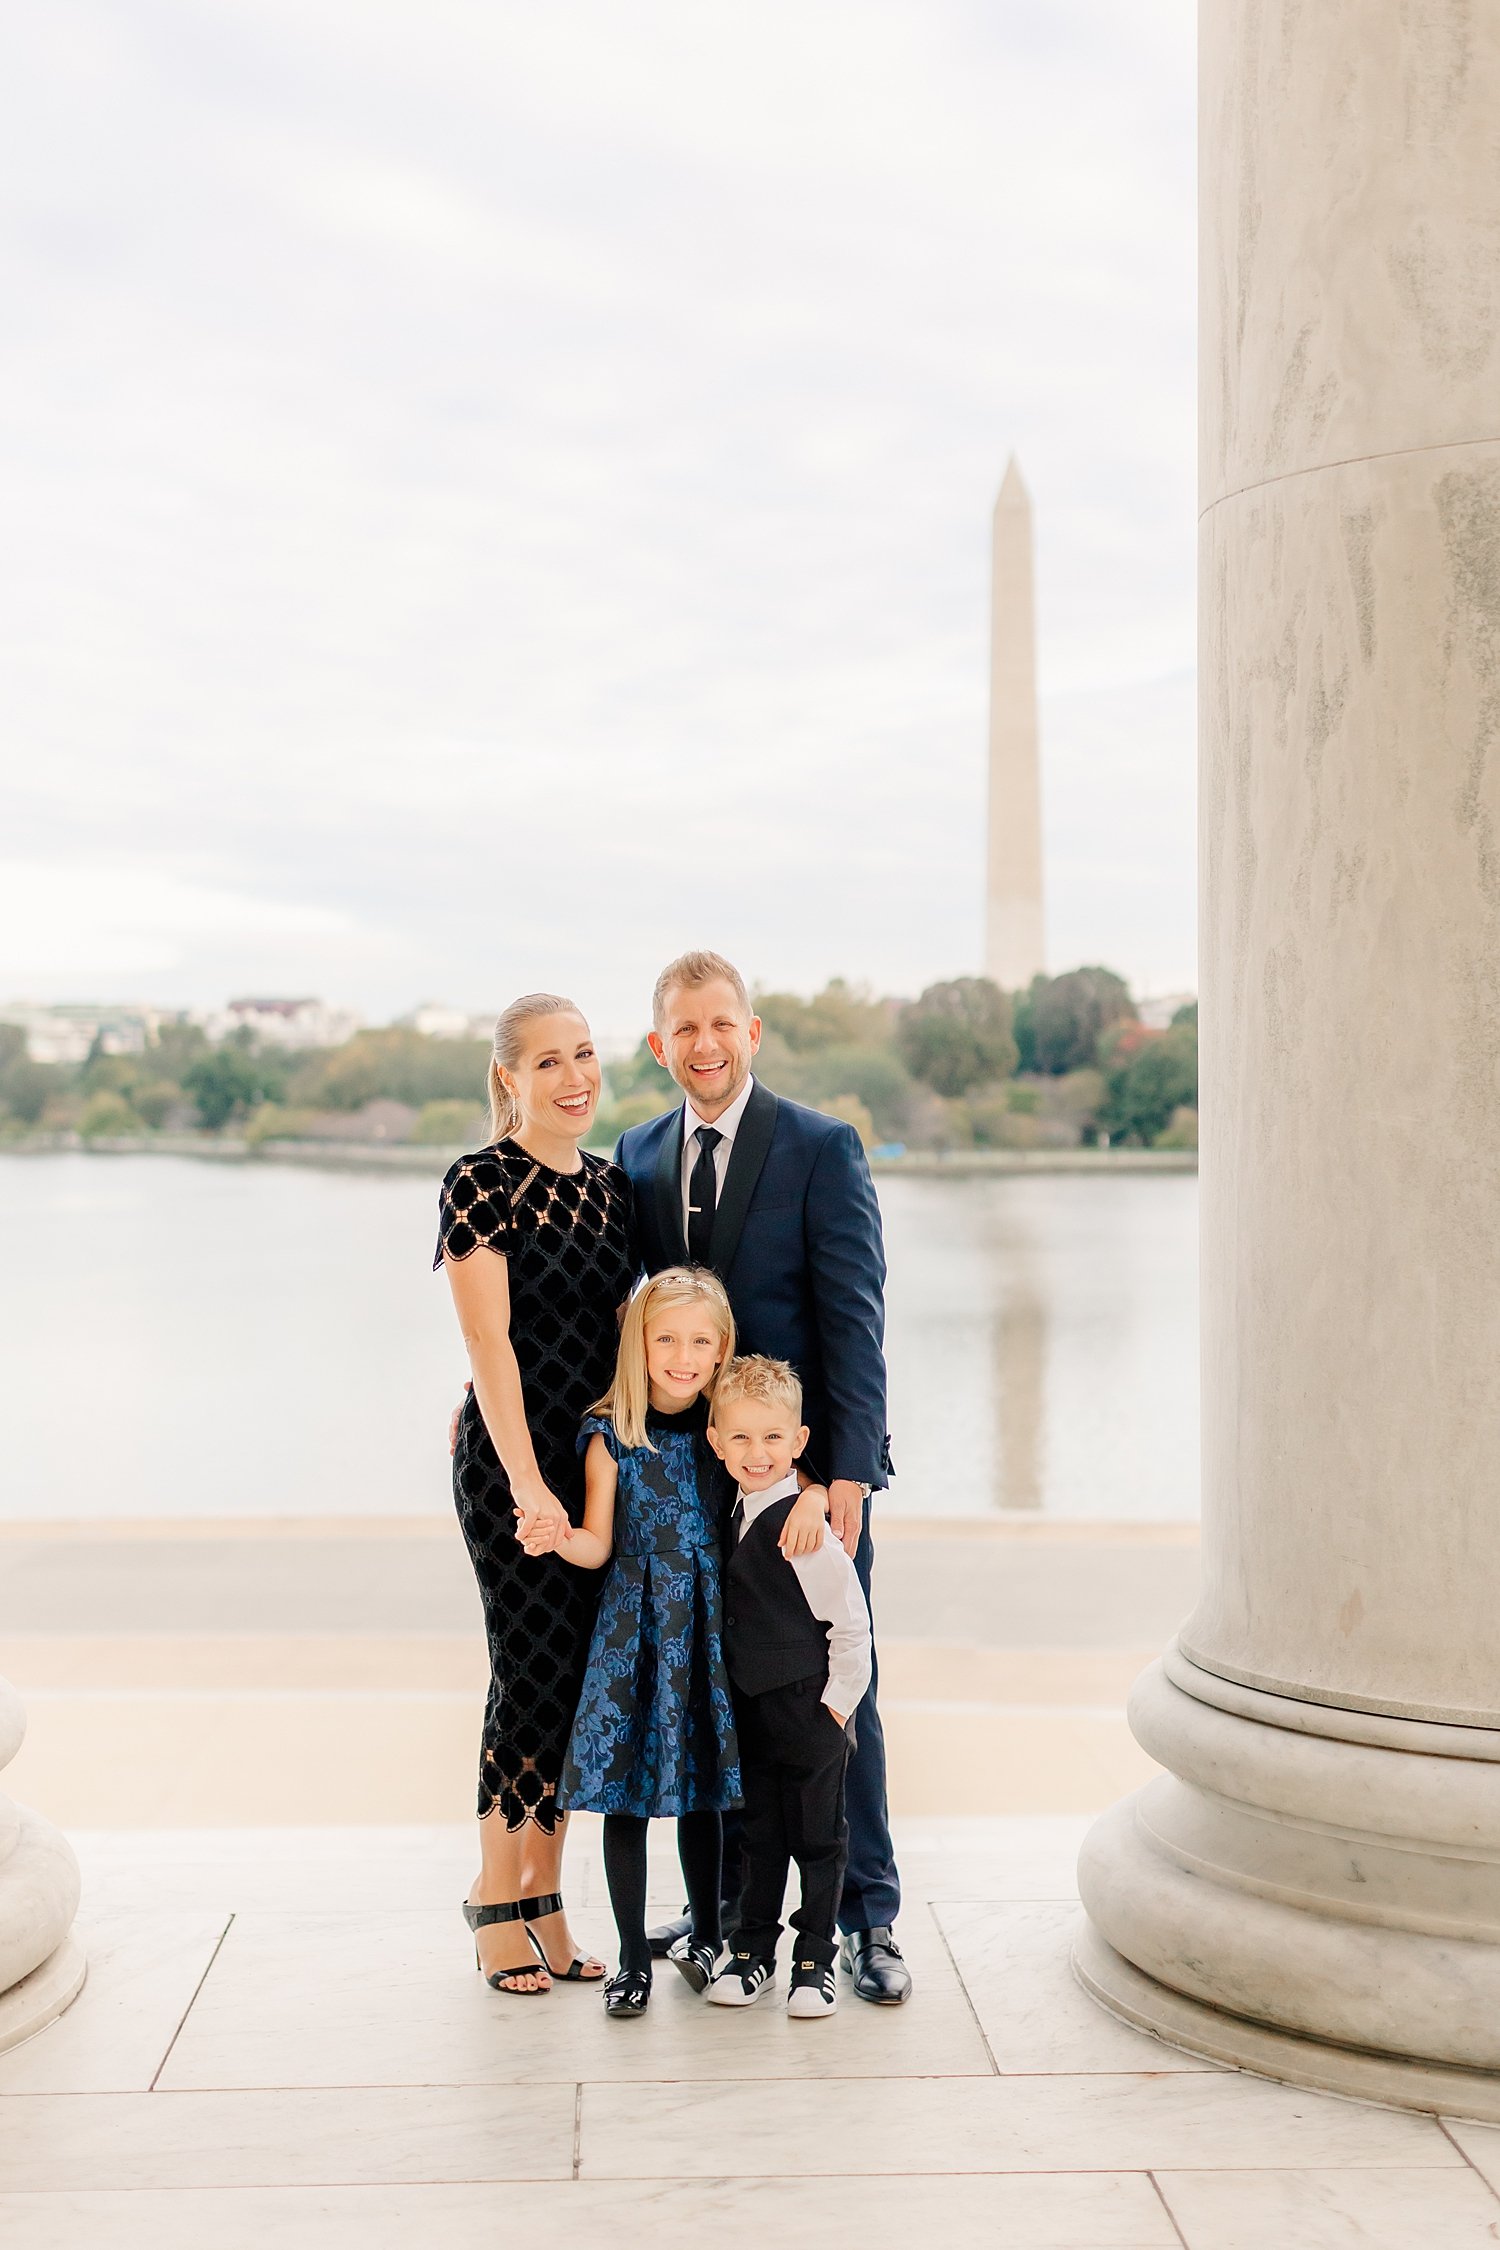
[984,456,1045,991]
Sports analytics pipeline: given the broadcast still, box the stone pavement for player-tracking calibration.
[2,1517,1194,1825]
[3,1819,1499,2249]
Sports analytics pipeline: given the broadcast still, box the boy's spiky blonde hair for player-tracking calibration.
[709,1353,804,1425]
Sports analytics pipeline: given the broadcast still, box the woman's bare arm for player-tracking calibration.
[557,1433,618,1569]
[444,1249,569,1550]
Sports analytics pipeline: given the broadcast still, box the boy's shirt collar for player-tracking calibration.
[736,1470,802,1529]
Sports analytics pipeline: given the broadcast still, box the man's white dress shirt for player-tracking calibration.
[734,1470,873,1721]
[679,1073,756,1240]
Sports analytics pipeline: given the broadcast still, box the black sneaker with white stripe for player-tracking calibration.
[706,1948,776,2007]
[786,1955,838,2017]
[668,1934,722,1994]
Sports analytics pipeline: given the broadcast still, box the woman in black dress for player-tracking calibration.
[436,993,637,1993]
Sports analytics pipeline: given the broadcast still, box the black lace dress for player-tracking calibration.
[434,1141,638,1830]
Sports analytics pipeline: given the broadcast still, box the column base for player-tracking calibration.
[0,1935,86,2056]
[1074,1915,1500,2126]
[1077,1647,1500,2117]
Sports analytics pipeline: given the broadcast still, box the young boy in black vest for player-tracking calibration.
[703,1354,872,2018]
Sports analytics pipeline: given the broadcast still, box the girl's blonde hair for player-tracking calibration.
[593,1266,736,1450]
[486,993,584,1144]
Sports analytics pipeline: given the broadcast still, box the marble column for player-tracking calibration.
[0,1678,84,2052]
[1075,2,1500,2117]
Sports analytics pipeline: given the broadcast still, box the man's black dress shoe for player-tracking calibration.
[840,1926,912,2006]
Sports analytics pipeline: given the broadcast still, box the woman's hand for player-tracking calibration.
[779,1484,829,1558]
[514,1483,570,1556]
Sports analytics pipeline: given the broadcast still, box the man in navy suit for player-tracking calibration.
[618,949,909,2005]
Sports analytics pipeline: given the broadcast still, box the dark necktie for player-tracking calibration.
[687,1124,723,1265]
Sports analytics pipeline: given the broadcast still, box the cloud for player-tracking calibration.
[0,0,1197,1031]
[0,861,364,984]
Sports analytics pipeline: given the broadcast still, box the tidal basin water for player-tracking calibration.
[1,1154,1198,1523]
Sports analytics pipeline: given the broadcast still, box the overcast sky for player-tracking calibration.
[1,0,1196,1042]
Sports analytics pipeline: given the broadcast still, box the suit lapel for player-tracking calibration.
[653,1106,689,1265]
[710,1079,778,1275]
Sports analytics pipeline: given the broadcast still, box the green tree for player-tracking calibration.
[0,1026,62,1125]
[754,1038,918,1144]
[817,1093,876,1148]
[1101,1018,1198,1145]
[78,1089,144,1138]
[411,1099,489,1146]
[895,978,1017,1098]
[604,1036,670,1104]
[288,1030,490,1111]
[149,1021,211,1078]
[754,979,892,1054]
[1020,967,1137,1075]
[1155,1104,1198,1150]
[183,1046,270,1130]
[131,1080,182,1129]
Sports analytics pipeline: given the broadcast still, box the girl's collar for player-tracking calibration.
[645,1392,710,1433]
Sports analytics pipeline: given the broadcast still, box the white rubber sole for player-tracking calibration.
[706,1972,776,2008]
[786,1986,838,2018]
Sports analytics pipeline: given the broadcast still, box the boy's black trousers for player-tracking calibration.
[730,1673,852,1967]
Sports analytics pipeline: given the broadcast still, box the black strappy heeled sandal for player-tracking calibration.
[518,1891,605,1983]
[602,1966,652,2018]
[462,1899,550,1994]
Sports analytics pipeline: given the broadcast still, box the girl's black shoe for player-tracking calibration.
[668,1934,722,1994]
[603,1967,652,2018]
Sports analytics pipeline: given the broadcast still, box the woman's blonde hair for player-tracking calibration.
[486,993,584,1144]
[593,1266,736,1450]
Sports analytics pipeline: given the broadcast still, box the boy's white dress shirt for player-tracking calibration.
[734,1470,873,1720]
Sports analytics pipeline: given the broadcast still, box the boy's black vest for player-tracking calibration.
[722,1492,831,1698]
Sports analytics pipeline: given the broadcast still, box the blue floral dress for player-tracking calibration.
[560,1398,741,1818]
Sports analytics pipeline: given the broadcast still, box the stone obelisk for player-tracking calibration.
[984,457,1045,992]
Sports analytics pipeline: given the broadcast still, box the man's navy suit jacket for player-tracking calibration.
[615,1079,891,1491]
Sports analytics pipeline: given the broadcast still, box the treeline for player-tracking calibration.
[0,1021,494,1147]
[0,967,1197,1154]
[599,968,1196,1153]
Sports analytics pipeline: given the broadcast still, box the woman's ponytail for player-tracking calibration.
[486,1056,521,1144]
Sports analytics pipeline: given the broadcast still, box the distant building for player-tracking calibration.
[0,1002,180,1063]
[397,1002,493,1042]
[1136,992,1196,1032]
[200,999,363,1051]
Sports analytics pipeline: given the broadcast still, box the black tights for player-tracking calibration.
[603,1810,722,1975]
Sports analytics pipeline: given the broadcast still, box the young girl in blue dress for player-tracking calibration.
[558,1265,821,2017]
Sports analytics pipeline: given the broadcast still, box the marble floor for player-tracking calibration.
[5,1818,1499,2249]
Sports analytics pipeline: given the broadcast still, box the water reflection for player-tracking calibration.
[991,1213,1046,1510]
[0,1157,1199,1523]
[878,1173,1198,1519]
